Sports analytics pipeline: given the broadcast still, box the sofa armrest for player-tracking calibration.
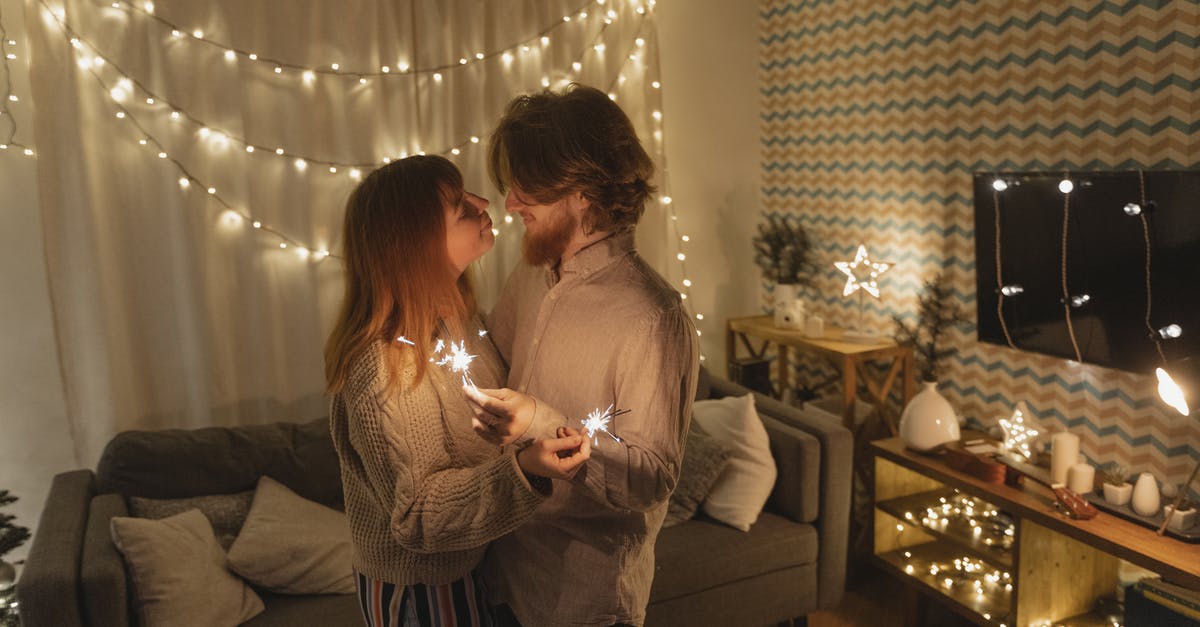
[81,494,132,627]
[17,469,95,627]
[709,376,853,610]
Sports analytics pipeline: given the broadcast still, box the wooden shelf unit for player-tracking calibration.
[871,437,1200,626]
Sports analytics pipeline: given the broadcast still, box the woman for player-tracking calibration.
[325,155,588,627]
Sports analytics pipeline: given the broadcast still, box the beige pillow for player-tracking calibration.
[692,394,778,531]
[110,509,264,627]
[227,476,355,594]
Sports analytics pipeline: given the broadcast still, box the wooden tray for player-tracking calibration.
[1083,494,1200,543]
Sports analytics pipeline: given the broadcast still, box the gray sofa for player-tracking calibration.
[17,371,851,627]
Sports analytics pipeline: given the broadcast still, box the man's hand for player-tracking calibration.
[517,427,591,481]
[463,386,537,446]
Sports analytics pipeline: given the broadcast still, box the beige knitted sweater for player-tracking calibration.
[329,325,547,585]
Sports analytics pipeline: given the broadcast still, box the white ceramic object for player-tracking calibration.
[775,299,805,330]
[772,284,801,328]
[899,381,961,452]
[804,314,825,338]
[1131,472,1161,517]
[1102,482,1132,506]
[1164,506,1197,532]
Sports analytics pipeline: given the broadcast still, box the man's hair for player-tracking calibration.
[488,84,656,234]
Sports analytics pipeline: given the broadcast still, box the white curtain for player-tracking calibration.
[23,0,674,466]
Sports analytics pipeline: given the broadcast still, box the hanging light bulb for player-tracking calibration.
[1069,294,1091,307]
[1000,284,1024,297]
[1123,202,1142,216]
[1058,178,1074,194]
[1158,324,1183,339]
[992,179,1009,192]
[1156,367,1189,416]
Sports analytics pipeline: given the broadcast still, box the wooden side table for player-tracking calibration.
[725,314,915,432]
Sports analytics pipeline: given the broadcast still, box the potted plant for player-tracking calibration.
[1164,496,1196,532]
[1099,464,1133,506]
[892,273,969,452]
[0,489,30,608]
[752,214,816,328]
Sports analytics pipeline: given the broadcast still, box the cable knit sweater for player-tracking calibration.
[329,322,547,586]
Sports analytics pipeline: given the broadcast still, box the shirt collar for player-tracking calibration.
[552,231,635,280]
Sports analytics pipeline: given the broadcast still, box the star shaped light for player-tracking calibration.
[834,244,893,298]
[999,402,1039,461]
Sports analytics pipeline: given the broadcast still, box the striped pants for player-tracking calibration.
[356,571,495,627]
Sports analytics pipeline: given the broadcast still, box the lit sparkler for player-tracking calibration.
[395,336,415,346]
[435,339,478,389]
[581,405,629,446]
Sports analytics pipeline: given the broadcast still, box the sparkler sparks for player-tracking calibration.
[395,336,415,345]
[434,339,478,389]
[581,405,629,445]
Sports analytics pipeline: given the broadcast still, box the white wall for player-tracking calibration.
[656,0,761,375]
[0,0,77,563]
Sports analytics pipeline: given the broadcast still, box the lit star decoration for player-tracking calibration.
[581,405,629,446]
[999,402,1039,462]
[834,244,893,298]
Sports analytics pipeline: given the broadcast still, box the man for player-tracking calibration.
[468,84,700,627]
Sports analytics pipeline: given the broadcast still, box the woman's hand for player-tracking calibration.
[462,386,536,446]
[517,427,591,481]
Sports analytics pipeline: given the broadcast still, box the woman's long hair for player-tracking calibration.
[324,155,476,395]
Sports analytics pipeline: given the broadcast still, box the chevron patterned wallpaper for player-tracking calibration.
[759,0,1200,487]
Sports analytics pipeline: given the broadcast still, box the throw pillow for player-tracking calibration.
[691,393,778,531]
[109,509,264,627]
[663,422,732,528]
[227,475,355,594]
[129,490,254,551]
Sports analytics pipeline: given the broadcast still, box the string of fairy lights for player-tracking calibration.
[15,0,706,343]
[0,1,34,157]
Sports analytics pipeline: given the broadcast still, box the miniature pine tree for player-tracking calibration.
[0,490,29,560]
[892,272,969,382]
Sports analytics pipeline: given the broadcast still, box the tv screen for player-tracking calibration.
[973,170,1200,374]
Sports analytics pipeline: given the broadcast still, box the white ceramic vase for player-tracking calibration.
[1102,482,1133,507]
[899,381,961,452]
[1131,472,1161,517]
[773,284,801,328]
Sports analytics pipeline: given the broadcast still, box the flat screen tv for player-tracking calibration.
[974,170,1200,374]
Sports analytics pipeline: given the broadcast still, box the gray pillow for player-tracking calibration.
[663,422,732,528]
[129,491,254,551]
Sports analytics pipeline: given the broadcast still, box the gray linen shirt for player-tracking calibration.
[482,232,700,627]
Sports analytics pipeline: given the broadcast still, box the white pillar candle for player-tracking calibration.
[804,315,825,338]
[1051,432,1080,485]
[1067,463,1095,494]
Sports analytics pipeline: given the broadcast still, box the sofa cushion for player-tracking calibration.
[241,592,361,627]
[663,422,731,528]
[651,512,817,603]
[109,509,264,627]
[129,490,254,551]
[692,394,778,531]
[96,416,342,508]
[227,476,355,594]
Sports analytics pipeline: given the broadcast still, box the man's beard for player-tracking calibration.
[522,206,578,266]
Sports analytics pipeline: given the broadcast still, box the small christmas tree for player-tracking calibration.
[752,214,817,286]
[0,490,29,561]
[892,272,969,382]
